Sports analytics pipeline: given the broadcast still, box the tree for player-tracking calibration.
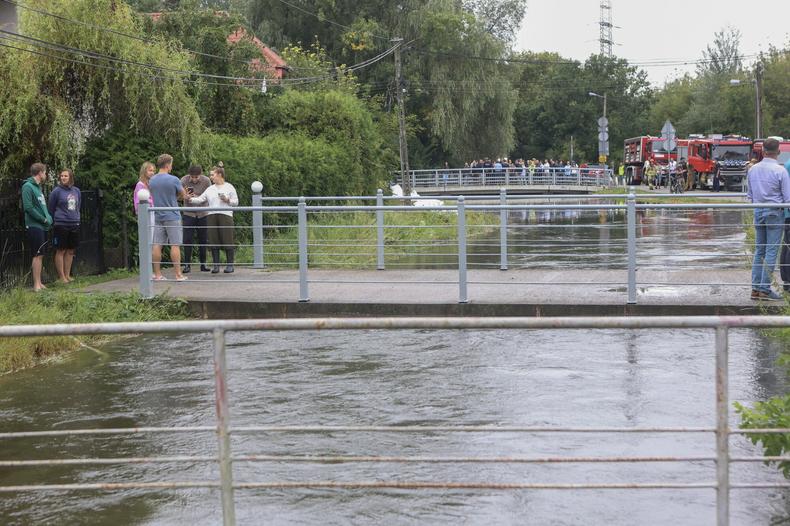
[0,0,205,181]
[698,26,742,77]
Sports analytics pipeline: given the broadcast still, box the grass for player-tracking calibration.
[236,209,495,268]
[0,287,191,374]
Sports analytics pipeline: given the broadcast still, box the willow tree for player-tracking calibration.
[0,0,205,181]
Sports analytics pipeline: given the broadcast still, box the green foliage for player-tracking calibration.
[0,287,190,373]
[735,398,790,478]
[512,53,652,165]
[0,0,206,183]
[77,130,185,250]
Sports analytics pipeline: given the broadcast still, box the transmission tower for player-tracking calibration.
[599,1,613,58]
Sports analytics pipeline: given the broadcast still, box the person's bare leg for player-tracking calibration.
[64,249,75,282]
[32,255,45,290]
[54,250,67,283]
[172,246,183,279]
[152,244,163,278]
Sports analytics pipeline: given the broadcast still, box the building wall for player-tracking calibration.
[0,3,17,32]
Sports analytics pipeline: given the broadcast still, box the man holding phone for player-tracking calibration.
[180,164,211,273]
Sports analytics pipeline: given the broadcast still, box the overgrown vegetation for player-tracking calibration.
[0,287,191,374]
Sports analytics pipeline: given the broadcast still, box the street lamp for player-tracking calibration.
[729,64,764,139]
[589,92,608,163]
[588,91,607,119]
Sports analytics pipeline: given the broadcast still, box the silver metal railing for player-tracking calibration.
[137,187,771,304]
[397,167,614,189]
[0,316,789,526]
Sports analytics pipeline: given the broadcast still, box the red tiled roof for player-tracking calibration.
[146,13,287,78]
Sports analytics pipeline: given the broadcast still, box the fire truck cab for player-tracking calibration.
[752,138,790,166]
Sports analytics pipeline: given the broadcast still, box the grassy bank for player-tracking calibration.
[237,209,495,268]
[0,286,191,374]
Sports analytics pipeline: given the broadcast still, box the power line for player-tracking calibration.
[0,28,399,86]
[1,0,261,66]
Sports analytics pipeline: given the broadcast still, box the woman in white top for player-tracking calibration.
[189,165,239,273]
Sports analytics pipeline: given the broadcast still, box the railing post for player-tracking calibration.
[251,181,264,269]
[627,188,637,304]
[481,170,486,187]
[457,196,468,303]
[715,325,730,526]
[505,169,510,186]
[298,197,309,302]
[499,188,508,271]
[552,169,557,185]
[212,328,236,526]
[434,170,439,188]
[137,192,153,299]
[376,189,385,270]
[577,169,581,185]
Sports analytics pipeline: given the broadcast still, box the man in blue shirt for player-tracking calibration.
[149,154,187,281]
[747,138,790,300]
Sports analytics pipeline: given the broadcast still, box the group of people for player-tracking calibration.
[22,163,81,291]
[134,154,239,281]
[464,158,584,172]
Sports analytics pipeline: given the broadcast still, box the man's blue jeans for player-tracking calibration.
[752,208,784,292]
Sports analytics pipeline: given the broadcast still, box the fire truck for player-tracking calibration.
[710,135,751,191]
[752,138,790,165]
[623,136,677,183]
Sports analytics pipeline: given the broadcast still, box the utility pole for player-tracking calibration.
[393,37,411,194]
[755,61,764,139]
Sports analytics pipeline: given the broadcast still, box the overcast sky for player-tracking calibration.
[515,0,790,85]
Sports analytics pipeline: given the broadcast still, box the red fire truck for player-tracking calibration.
[752,138,790,165]
[710,135,751,191]
[623,136,678,183]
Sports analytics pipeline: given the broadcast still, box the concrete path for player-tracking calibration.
[85,268,783,318]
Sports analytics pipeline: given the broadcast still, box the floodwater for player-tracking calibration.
[0,207,787,525]
[397,206,748,271]
[0,328,788,525]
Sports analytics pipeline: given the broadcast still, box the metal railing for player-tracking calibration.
[402,167,614,189]
[0,316,788,526]
[137,188,767,304]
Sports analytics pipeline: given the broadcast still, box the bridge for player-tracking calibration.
[86,189,780,317]
[400,167,614,195]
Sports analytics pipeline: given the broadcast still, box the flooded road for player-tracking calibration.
[0,327,787,525]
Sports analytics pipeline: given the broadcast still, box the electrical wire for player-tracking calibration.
[0,29,400,87]
[1,0,260,66]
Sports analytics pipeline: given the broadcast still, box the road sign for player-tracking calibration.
[599,141,610,155]
[661,119,676,151]
[598,131,609,142]
[599,154,608,163]
[598,117,609,128]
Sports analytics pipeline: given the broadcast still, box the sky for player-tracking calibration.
[515,0,790,85]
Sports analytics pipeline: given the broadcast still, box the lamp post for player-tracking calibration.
[589,91,608,163]
[729,71,763,139]
[730,63,764,139]
[589,91,607,120]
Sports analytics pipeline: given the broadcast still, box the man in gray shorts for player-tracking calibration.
[149,153,187,281]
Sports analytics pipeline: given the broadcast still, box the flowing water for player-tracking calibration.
[1,208,788,525]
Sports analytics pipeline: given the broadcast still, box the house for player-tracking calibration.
[147,12,288,79]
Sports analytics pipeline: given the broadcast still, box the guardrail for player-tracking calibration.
[137,188,764,304]
[401,167,614,189]
[0,316,788,526]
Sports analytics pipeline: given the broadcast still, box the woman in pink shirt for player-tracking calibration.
[134,161,155,215]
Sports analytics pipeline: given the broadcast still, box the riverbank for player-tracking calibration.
[0,276,191,374]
